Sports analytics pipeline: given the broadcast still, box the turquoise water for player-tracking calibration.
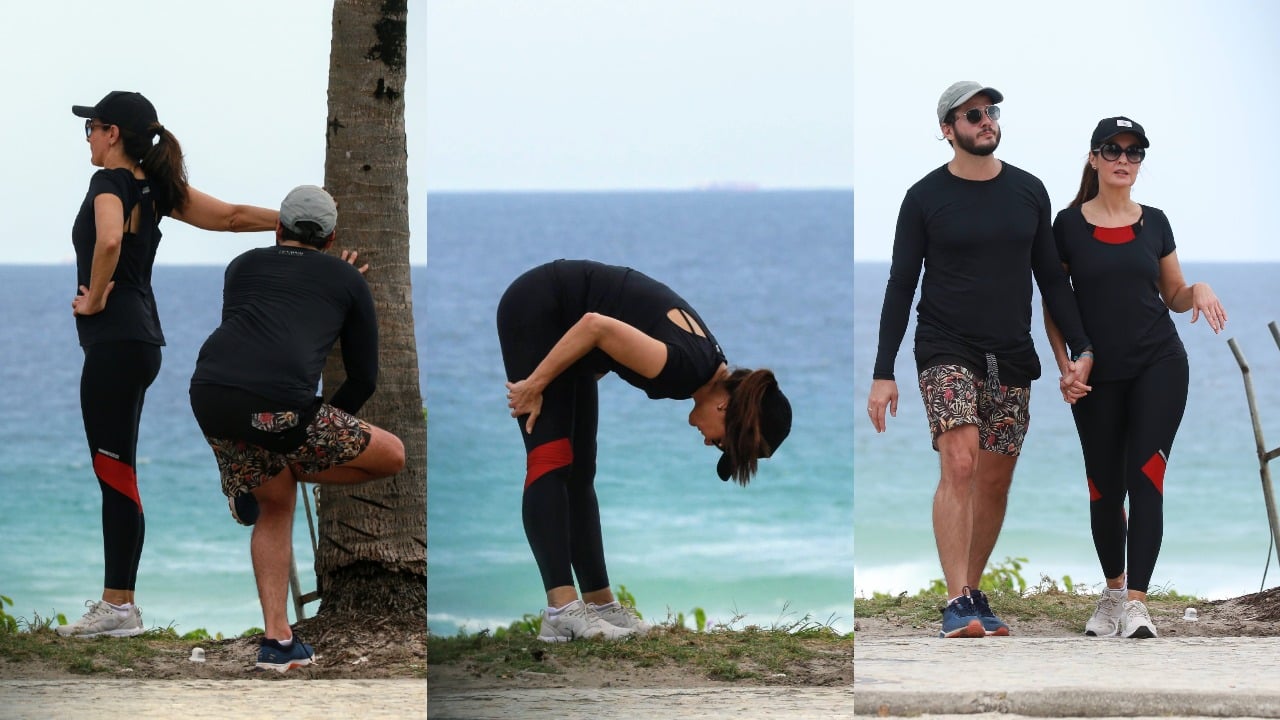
[1,264,322,636]
[854,261,1280,601]
[426,191,855,635]
[0,190,856,638]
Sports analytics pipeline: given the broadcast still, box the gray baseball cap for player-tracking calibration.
[279,185,338,238]
[937,81,1004,124]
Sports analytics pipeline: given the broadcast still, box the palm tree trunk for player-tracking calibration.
[318,0,425,621]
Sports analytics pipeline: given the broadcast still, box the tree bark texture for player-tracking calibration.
[318,0,425,619]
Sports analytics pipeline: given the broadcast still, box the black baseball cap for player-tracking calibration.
[72,91,159,137]
[1090,116,1149,149]
[716,383,792,481]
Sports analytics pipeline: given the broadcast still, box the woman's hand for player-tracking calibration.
[1189,283,1227,334]
[71,282,114,316]
[506,378,545,434]
[1060,354,1093,404]
[340,249,369,275]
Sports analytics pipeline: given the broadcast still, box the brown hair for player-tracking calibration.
[1068,156,1100,209]
[721,367,782,487]
[120,123,189,217]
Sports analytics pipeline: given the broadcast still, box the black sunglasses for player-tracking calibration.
[84,119,112,138]
[1094,143,1146,163]
[955,105,1000,124]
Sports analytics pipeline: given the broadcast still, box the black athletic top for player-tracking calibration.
[551,259,725,400]
[1053,205,1186,383]
[71,168,165,347]
[190,245,379,414]
[873,162,1091,386]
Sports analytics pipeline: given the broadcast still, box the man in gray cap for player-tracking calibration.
[189,185,406,671]
[866,82,1094,638]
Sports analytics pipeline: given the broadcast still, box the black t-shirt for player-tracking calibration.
[873,162,1091,386]
[550,259,725,400]
[1053,205,1186,382]
[190,246,379,413]
[71,168,165,347]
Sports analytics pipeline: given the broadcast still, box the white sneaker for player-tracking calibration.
[589,601,653,635]
[537,600,635,642]
[1119,599,1158,639]
[1084,589,1125,637]
[56,600,145,638]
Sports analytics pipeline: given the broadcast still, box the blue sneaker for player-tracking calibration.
[256,636,315,672]
[939,591,985,638]
[969,587,1010,636]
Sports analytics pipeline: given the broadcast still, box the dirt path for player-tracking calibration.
[430,686,855,719]
[0,679,427,720]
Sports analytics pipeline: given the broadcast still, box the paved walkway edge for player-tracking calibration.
[856,690,1280,718]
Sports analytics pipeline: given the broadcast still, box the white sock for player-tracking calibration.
[276,637,294,648]
[106,601,133,616]
[547,600,580,616]
[1105,586,1126,596]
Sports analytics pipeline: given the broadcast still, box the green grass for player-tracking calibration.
[0,624,182,675]
[429,595,851,682]
[854,556,1205,628]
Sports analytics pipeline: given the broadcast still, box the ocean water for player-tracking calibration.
[0,264,326,636]
[0,190,855,638]
[854,261,1280,600]
[426,191,855,636]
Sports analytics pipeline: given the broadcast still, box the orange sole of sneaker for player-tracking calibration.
[941,619,985,638]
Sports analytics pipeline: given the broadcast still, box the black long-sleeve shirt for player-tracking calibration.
[1053,205,1185,383]
[190,245,379,414]
[873,162,1091,386]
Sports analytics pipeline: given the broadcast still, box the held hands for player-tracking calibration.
[506,377,545,434]
[71,282,114,316]
[1189,283,1227,334]
[340,249,370,275]
[1059,354,1093,405]
[866,379,898,433]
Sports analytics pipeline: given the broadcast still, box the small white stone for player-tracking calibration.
[1183,607,1199,622]
[189,647,206,662]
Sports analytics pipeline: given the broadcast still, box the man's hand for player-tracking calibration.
[867,379,899,433]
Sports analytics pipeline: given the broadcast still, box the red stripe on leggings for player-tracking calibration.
[1141,452,1166,495]
[1086,476,1101,502]
[94,452,142,510]
[525,438,572,490]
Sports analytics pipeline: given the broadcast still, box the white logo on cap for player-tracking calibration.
[1117,119,1133,127]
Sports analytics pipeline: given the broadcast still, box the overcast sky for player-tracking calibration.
[853,0,1280,262]
[2,0,426,265]
[426,0,855,192]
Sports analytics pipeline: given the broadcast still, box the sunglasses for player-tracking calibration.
[954,105,1000,124]
[1094,143,1146,163]
[84,119,112,138]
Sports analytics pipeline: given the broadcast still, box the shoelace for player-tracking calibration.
[1127,602,1152,621]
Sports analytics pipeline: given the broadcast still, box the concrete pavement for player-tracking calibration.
[855,636,1280,717]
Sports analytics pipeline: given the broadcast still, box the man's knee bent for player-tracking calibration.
[361,426,406,478]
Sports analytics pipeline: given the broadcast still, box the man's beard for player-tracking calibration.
[956,127,1001,156]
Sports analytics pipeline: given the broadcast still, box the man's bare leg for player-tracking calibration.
[251,465,298,641]
[933,424,979,599]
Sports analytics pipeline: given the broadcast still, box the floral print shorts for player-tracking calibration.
[205,403,372,501]
[917,364,1030,456]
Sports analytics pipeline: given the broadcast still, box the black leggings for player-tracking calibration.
[1071,355,1188,593]
[496,265,608,594]
[80,341,161,592]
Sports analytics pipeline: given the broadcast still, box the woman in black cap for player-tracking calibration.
[58,91,279,638]
[498,259,791,642]
[1045,117,1227,640]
